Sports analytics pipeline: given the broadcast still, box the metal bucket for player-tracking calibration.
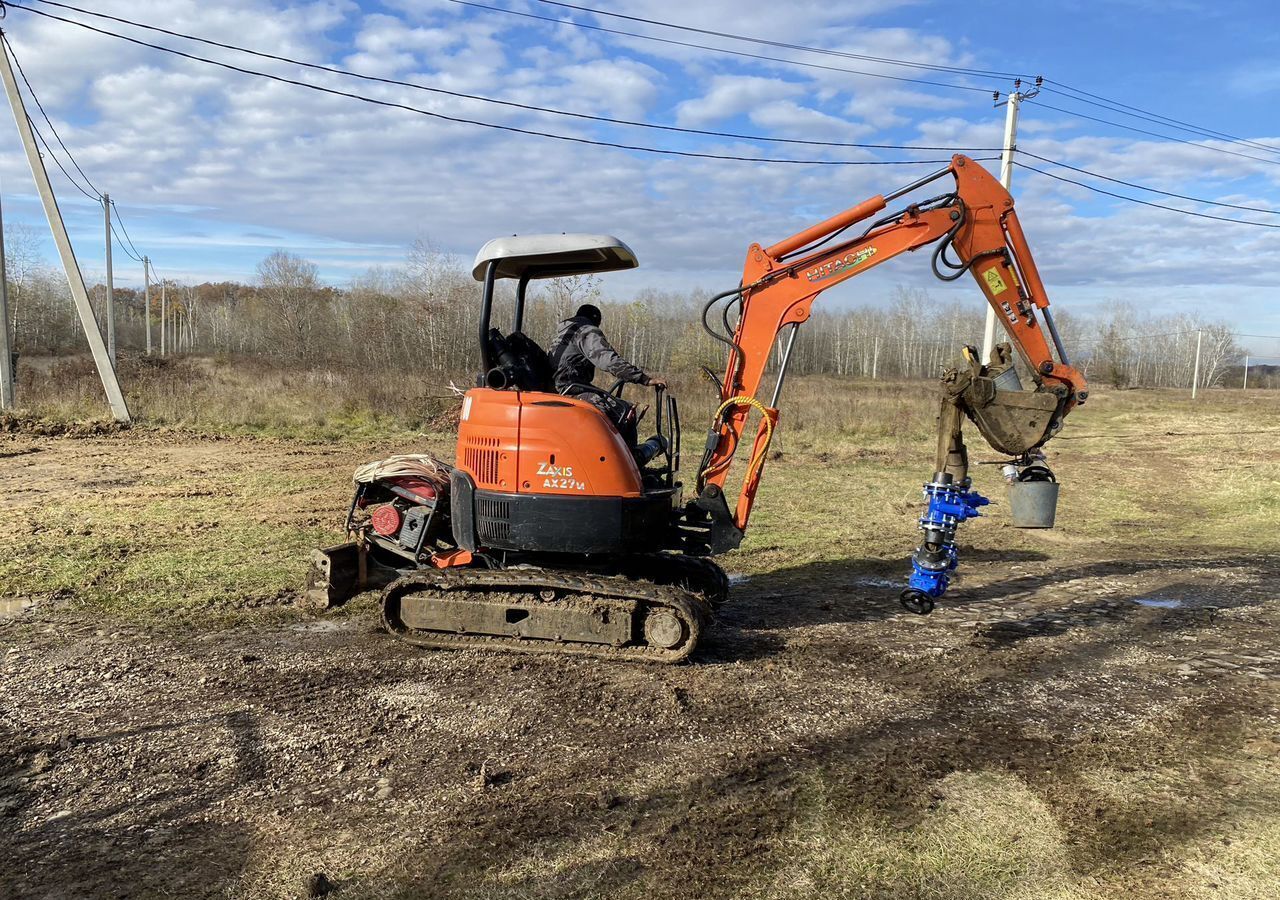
[1007,479,1059,528]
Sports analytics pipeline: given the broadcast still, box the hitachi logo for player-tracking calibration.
[805,246,877,282]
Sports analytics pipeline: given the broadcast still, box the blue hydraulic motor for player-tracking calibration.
[900,473,989,614]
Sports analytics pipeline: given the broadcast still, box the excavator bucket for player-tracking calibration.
[301,543,399,611]
[950,343,1065,457]
[964,385,1061,456]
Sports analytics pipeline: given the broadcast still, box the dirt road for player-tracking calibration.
[2,428,1279,898]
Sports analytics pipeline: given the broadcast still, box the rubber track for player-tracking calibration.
[645,554,730,608]
[381,567,709,664]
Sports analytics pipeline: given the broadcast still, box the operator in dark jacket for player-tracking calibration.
[548,304,666,450]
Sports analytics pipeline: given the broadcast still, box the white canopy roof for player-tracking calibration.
[471,233,638,281]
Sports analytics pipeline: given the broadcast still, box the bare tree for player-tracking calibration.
[4,222,41,343]
[256,250,324,363]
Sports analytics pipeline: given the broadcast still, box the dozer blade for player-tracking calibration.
[302,543,400,611]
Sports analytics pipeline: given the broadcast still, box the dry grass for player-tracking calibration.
[13,354,941,443]
[15,355,461,440]
[5,360,1279,617]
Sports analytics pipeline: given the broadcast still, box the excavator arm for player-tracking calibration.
[685,155,1088,608]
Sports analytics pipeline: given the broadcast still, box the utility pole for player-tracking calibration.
[871,334,880,380]
[144,256,151,355]
[0,177,13,411]
[981,79,1040,365]
[160,277,167,356]
[0,35,130,423]
[1191,329,1203,399]
[103,192,115,364]
[1242,354,1249,390]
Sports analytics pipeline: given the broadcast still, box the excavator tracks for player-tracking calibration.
[605,553,730,608]
[381,567,710,663]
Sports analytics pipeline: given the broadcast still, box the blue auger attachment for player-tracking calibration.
[900,473,989,614]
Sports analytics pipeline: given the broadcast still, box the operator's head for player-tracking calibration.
[576,304,602,327]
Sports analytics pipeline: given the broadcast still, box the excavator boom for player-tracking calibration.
[690,155,1088,610]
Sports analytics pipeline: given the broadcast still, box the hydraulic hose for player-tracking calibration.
[698,394,775,493]
[929,199,972,282]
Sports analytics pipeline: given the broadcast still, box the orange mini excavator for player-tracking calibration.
[307,155,1087,662]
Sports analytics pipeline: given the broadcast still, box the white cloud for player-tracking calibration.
[0,0,1271,328]
[675,75,806,125]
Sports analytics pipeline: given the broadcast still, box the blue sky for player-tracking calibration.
[1,0,1278,349]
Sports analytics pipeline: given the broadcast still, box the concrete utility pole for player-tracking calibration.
[1191,329,1203,399]
[0,35,130,422]
[1243,354,1249,390]
[981,80,1039,365]
[144,256,151,355]
[160,277,167,356]
[0,177,13,411]
[103,192,115,364]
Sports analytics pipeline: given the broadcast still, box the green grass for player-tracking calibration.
[757,771,1079,900]
[0,496,333,620]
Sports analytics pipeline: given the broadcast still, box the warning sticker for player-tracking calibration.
[983,268,1009,295]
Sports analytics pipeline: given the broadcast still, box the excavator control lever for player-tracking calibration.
[901,473,989,614]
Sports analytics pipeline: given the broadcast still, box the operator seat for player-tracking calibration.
[483,328,663,465]
[482,329,554,392]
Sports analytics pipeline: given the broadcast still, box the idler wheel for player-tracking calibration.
[644,610,686,649]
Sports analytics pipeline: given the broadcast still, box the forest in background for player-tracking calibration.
[3,226,1263,391]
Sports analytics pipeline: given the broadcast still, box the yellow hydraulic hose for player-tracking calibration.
[699,395,775,488]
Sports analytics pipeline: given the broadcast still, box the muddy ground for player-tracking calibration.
[2,429,1279,899]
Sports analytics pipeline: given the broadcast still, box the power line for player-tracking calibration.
[5,31,157,268]
[26,0,1275,189]
[1033,99,1280,168]
[111,201,145,262]
[2,32,103,197]
[463,3,1280,175]
[508,0,1278,171]
[6,3,977,168]
[27,115,149,263]
[446,0,998,95]
[19,0,1001,154]
[110,220,143,263]
[1042,85,1280,157]
[533,0,1030,81]
[1017,150,1280,216]
[1016,161,1280,228]
[27,113,99,200]
[1042,81,1280,157]
[18,0,1279,240]
[111,225,142,263]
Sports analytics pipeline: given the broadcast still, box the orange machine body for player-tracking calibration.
[456,388,645,498]
[451,387,675,556]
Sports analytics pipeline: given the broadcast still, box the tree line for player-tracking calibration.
[4,230,1263,390]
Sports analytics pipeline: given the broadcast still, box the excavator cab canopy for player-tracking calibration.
[472,233,640,388]
[471,233,638,281]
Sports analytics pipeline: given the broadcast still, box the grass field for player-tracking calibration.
[2,369,1279,899]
